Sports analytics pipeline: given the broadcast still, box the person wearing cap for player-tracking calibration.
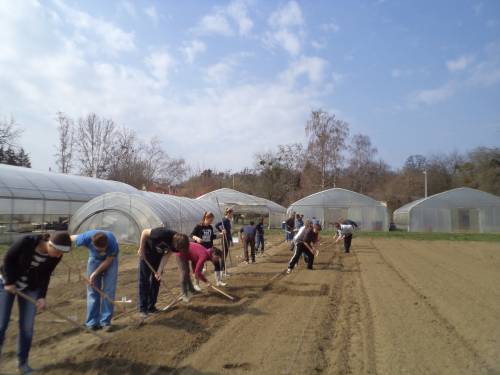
[71,230,119,331]
[137,227,189,317]
[0,231,72,374]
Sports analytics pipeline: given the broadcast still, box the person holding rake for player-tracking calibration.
[0,231,72,374]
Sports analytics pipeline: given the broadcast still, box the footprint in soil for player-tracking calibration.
[223,362,252,370]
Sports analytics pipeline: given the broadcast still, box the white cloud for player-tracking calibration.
[52,0,135,54]
[411,83,456,106]
[144,49,175,86]
[311,40,326,50]
[181,40,207,64]
[269,1,304,28]
[446,55,474,72]
[265,1,305,56]
[144,5,159,26]
[119,1,136,17]
[280,56,328,86]
[194,0,253,37]
[205,61,235,85]
[321,21,340,33]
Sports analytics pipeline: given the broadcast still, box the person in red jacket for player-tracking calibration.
[175,242,223,302]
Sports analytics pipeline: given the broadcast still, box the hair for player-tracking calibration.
[211,246,223,258]
[199,211,215,225]
[334,222,341,229]
[41,233,51,242]
[304,219,313,228]
[295,214,301,219]
[172,233,189,253]
[250,221,255,225]
[225,208,233,215]
[314,223,322,231]
[50,231,72,248]
[92,232,108,248]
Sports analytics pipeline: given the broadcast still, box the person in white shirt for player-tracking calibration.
[334,222,354,253]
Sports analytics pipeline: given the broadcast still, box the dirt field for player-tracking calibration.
[1,235,499,374]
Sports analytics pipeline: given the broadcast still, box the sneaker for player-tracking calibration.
[139,312,148,319]
[85,325,102,331]
[181,294,191,304]
[148,307,159,314]
[193,284,202,292]
[243,261,249,265]
[286,268,292,274]
[216,280,227,287]
[251,259,256,263]
[18,364,34,374]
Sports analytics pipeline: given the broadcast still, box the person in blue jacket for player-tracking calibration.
[71,230,119,331]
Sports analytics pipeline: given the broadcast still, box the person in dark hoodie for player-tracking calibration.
[240,221,257,264]
[215,208,233,273]
[255,218,265,256]
[0,231,72,374]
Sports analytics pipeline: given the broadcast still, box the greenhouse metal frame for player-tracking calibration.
[393,187,500,233]
[0,164,137,243]
[287,188,389,231]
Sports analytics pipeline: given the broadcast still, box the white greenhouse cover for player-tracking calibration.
[69,191,222,244]
[393,187,500,233]
[287,188,388,231]
[197,188,286,227]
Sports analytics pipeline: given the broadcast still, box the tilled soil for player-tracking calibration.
[1,236,499,375]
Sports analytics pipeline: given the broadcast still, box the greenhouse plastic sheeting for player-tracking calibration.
[393,187,500,233]
[197,188,286,228]
[69,192,222,244]
[0,164,137,243]
[287,188,388,231]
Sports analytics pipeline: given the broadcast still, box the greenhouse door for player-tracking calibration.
[325,207,348,230]
[451,208,479,232]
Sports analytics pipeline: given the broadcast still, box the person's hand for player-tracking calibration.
[36,298,46,311]
[315,250,320,256]
[4,284,16,294]
[154,272,162,281]
[206,282,212,288]
[89,272,98,286]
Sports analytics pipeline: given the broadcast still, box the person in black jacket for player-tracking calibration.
[255,218,265,256]
[0,231,72,374]
[215,208,233,273]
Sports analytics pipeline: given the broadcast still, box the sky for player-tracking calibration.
[1,0,499,174]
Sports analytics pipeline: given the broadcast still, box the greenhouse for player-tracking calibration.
[197,188,286,228]
[287,188,389,231]
[393,187,500,233]
[69,192,222,244]
[0,164,137,243]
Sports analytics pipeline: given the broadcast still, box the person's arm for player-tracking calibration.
[191,225,203,244]
[155,251,172,280]
[2,237,30,294]
[215,221,223,232]
[38,257,61,305]
[88,256,114,285]
[138,229,152,257]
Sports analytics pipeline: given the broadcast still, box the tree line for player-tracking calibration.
[2,111,499,213]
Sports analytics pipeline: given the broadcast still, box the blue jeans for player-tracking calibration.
[256,235,265,252]
[86,257,118,328]
[0,280,38,366]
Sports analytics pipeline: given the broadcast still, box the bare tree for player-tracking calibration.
[0,116,22,148]
[77,113,115,178]
[147,137,188,186]
[305,109,349,188]
[347,134,378,193]
[54,112,75,174]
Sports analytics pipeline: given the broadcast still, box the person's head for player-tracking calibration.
[91,232,108,253]
[171,233,189,253]
[295,214,301,219]
[225,208,233,219]
[334,222,341,229]
[200,212,215,225]
[249,221,255,226]
[313,223,322,232]
[304,219,313,228]
[42,231,72,258]
[259,217,264,225]
[210,246,223,264]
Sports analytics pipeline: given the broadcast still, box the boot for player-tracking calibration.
[215,271,227,287]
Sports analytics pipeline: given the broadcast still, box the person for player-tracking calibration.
[240,221,257,264]
[191,212,225,283]
[287,223,322,273]
[334,222,354,253]
[255,218,265,256]
[285,214,295,242]
[71,230,119,331]
[295,214,304,233]
[215,208,233,273]
[137,227,189,317]
[177,243,225,297]
[0,231,72,374]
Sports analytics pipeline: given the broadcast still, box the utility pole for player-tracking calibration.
[423,170,428,198]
